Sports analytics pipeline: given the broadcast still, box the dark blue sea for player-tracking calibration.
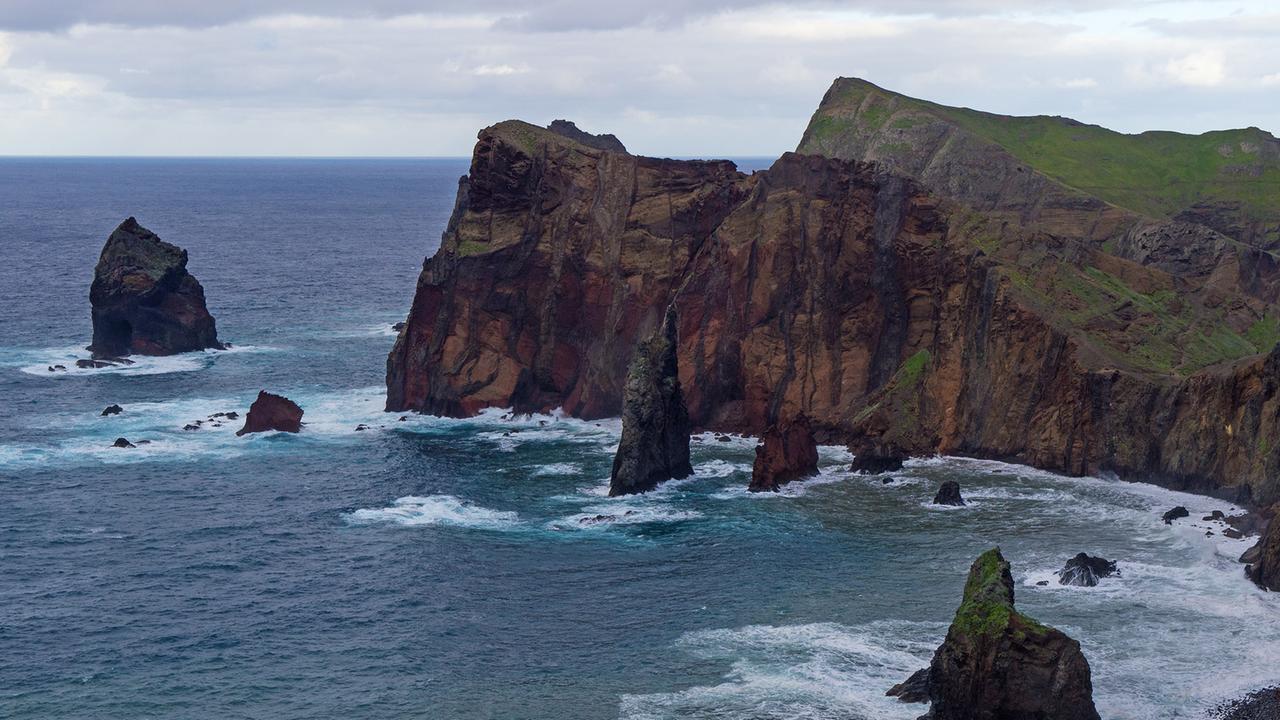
[1,158,1276,719]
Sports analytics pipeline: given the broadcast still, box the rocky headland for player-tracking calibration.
[386,96,1280,507]
[89,217,222,357]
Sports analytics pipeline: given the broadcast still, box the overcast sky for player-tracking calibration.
[0,1,1275,156]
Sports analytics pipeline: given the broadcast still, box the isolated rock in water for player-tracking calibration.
[89,217,222,357]
[849,441,906,475]
[933,480,965,506]
[922,548,1100,720]
[236,391,304,436]
[608,306,692,496]
[1246,517,1280,591]
[1058,553,1119,587]
[547,119,627,153]
[749,415,819,492]
[1162,506,1190,524]
[101,404,123,416]
[886,667,930,703]
[112,437,135,448]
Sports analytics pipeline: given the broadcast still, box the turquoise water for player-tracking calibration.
[0,158,1276,719]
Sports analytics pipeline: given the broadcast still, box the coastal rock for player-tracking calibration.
[748,415,819,492]
[919,548,1100,720]
[89,217,222,357]
[933,481,965,506]
[386,91,1280,506]
[1245,516,1280,591]
[1214,687,1280,720]
[547,119,627,153]
[1058,553,1119,587]
[886,668,930,704]
[608,307,692,496]
[101,404,123,416]
[1163,506,1190,524]
[236,391,304,436]
[112,437,135,448]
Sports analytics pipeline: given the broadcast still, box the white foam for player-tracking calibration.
[620,620,941,720]
[530,462,582,477]
[12,344,272,378]
[344,495,521,530]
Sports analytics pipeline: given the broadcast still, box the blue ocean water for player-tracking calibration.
[1,158,1277,720]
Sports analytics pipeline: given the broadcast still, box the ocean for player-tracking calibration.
[1,157,1276,719]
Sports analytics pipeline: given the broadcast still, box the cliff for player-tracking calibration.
[387,105,1280,505]
[89,217,222,357]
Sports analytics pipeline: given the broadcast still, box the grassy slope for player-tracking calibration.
[802,78,1280,222]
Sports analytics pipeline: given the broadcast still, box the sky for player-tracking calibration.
[0,1,1276,157]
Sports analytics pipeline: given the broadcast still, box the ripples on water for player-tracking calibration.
[1,159,1276,719]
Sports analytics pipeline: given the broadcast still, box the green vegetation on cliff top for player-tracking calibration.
[952,549,1049,639]
[799,77,1280,223]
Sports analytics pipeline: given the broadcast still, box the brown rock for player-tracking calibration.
[748,415,819,492]
[236,391,304,436]
[1246,515,1280,591]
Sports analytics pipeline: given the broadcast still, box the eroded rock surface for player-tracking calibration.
[748,415,819,492]
[1058,553,1119,587]
[1246,515,1280,591]
[911,548,1100,720]
[932,481,965,506]
[237,391,304,436]
[608,307,692,496]
[89,217,222,357]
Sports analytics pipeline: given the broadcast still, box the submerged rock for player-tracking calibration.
[1162,506,1190,524]
[111,437,135,449]
[89,217,222,357]
[608,306,692,496]
[1058,553,1119,587]
[905,548,1100,720]
[236,391,304,436]
[101,404,123,416]
[933,480,965,506]
[749,415,819,492]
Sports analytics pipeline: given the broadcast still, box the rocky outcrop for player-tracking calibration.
[112,437,135,449]
[886,668,931,704]
[608,307,692,496]
[912,548,1100,720]
[1245,515,1280,591]
[1058,553,1118,587]
[101,404,123,416]
[89,217,222,357]
[547,119,627,153]
[932,481,965,507]
[1163,506,1190,524]
[387,95,1280,506]
[236,391,304,436]
[748,415,819,492]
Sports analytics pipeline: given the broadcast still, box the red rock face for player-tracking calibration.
[387,121,1280,506]
[237,391,304,436]
[749,416,819,492]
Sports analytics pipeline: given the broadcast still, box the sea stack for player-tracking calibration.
[608,306,692,497]
[89,217,222,357]
[749,416,819,492]
[1246,517,1280,591]
[236,391,304,436]
[898,548,1100,719]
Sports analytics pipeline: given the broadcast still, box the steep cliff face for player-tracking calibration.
[89,217,222,357]
[388,116,1280,505]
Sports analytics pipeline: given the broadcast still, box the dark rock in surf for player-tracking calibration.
[886,667,930,703]
[849,449,905,474]
[933,480,965,506]
[1214,686,1280,720]
[236,391,304,436]
[112,437,135,448]
[1057,553,1119,587]
[1241,543,1263,565]
[101,404,123,416]
[1245,516,1280,591]
[608,306,692,496]
[749,415,819,492]
[921,548,1101,720]
[89,217,223,357]
[1204,510,1226,521]
[1162,506,1190,524]
[392,322,406,332]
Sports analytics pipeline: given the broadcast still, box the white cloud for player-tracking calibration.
[1059,77,1098,89]
[472,63,528,76]
[1163,50,1226,87]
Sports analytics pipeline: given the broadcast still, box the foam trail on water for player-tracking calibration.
[10,344,272,378]
[344,495,521,530]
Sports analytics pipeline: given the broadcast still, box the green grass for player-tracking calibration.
[953,549,1049,639]
[455,240,492,257]
[801,78,1280,229]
